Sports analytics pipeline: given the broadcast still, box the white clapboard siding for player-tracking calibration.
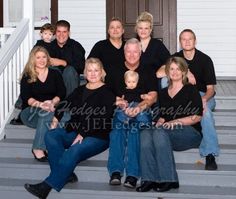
[58,0,106,58]
[177,0,236,77]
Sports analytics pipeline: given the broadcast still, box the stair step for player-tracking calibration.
[0,178,236,199]
[0,158,235,187]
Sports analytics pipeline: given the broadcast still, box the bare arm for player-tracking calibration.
[50,58,67,67]
[156,65,166,78]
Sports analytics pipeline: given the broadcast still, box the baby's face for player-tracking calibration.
[125,76,138,89]
[41,30,54,43]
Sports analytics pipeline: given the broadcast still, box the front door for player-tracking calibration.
[106,0,177,53]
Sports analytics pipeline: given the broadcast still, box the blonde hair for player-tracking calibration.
[124,70,139,82]
[84,58,106,82]
[135,11,153,31]
[21,46,50,83]
[165,56,189,86]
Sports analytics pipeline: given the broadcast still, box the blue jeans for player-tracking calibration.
[51,65,79,97]
[199,92,220,157]
[140,126,202,182]
[160,77,220,157]
[107,118,140,178]
[44,128,109,191]
[115,103,151,124]
[20,107,54,150]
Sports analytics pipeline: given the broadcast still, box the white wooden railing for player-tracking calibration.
[0,27,15,48]
[0,19,31,139]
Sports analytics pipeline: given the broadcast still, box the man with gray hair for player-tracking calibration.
[106,38,158,189]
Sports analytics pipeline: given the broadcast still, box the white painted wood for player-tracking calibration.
[58,0,106,57]
[177,0,236,77]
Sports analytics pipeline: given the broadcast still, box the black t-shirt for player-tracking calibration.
[88,39,125,75]
[54,85,116,140]
[50,38,85,74]
[105,63,158,97]
[123,87,144,103]
[174,49,216,92]
[159,84,203,133]
[34,40,53,57]
[20,68,66,110]
[140,38,170,72]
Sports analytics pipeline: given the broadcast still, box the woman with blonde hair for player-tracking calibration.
[20,46,66,162]
[135,11,170,73]
[24,57,116,199]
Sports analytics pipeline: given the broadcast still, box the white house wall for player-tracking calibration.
[58,0,236,77]
[177,0,236,77]
[58,0,106,58]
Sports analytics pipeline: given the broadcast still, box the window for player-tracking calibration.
[4,0,51,27]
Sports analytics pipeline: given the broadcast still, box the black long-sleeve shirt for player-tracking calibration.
[88,39,125,75]
[54,85,116,140]
[50,38,85,74]
[20,68,66,110]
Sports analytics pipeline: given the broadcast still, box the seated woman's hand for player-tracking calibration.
[41,100,55,112]
[71,134,83,146]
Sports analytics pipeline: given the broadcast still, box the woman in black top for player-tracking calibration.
[20,46,66,161]
[136,57,203,192]
[135,12,170,72]
[24,58,116,199]
[88,17,125,76]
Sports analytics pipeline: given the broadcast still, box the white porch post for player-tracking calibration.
[23,0,34,49]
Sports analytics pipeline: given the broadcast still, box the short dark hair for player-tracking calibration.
[55,20,70,31]
[179,29,196,41]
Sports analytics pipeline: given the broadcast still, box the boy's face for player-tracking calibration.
[41,30,54,43]
[125,76,138,89]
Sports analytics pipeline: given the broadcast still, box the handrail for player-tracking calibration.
[0,18,31,139]
[0,19,29,74]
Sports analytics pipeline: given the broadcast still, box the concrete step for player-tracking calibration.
[0,158,235,187]
[0,178,236,199]
[0,140,236,164]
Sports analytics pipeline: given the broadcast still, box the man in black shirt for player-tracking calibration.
[107,38,158,188]
[157,29,219,170]
[50,20,85,97]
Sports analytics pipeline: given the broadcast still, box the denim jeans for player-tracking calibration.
[20,107,54,150]
[115,103,151,124]
[199,92,220,156]
[20,108,70,150]
[44,128,109,191]
[107,117,140,178]
[50,65,79,97]
[140,126,202,182]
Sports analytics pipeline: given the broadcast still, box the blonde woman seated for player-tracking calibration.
[137,57,203,192]
[24,58,116,199]
[20,46,66,161]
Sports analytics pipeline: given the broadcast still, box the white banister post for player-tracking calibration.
[23,0,34,50]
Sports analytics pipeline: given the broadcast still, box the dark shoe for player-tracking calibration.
[24,182,51,199]
[109,172,121,185]
[136,181,158,192]
[205,154,218,170]
[154,182,179,192]
[67,172,78,183]
[10,117,23,125]
[123,176,137,188]
[32,150,48,162]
